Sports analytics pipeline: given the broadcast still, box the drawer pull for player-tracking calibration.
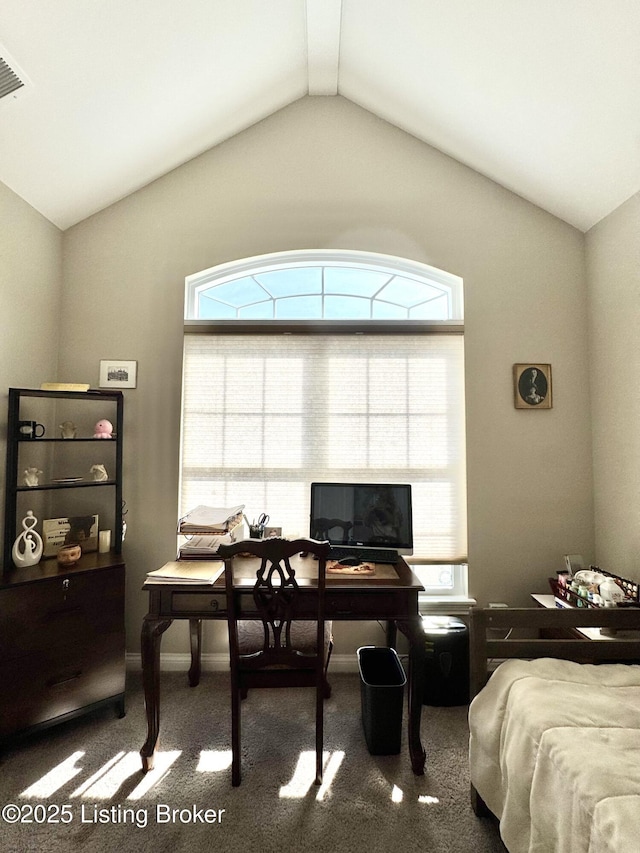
[209,599,219,611]
[48,671,82,687]
[44,606,83,621]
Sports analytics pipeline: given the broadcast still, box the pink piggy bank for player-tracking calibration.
[93,419,113,439]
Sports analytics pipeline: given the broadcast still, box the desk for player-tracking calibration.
[140,555,427,775]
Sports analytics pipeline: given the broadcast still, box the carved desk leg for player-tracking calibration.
[140,615,172,772]
[188,618,202,687]
[397,616,427,775]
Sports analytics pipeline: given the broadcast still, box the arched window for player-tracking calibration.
[181,250,467,587]
[185,249,463,323]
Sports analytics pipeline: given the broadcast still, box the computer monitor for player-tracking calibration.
[309,482,414,556]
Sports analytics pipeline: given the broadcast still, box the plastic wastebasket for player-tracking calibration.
[422,616,469,706]
[357,646,406,755]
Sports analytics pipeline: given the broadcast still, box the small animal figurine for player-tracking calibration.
[24,467,43,487]
[90,463,108,482]
[93,419,113,439]
[59,420,77,439]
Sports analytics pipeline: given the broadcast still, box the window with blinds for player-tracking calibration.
[181,332,466,561]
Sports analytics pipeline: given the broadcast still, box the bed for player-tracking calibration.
[468,606,640,853]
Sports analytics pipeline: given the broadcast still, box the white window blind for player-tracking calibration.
[181,332,467,561]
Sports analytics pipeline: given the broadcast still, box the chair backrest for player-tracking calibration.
[217,537,330,671]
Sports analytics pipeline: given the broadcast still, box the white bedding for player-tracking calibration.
[468,658,640,853]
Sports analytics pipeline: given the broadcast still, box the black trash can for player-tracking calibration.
[422,616,470,706]
[357,646,407,755]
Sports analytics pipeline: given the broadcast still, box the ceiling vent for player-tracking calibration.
[0,48,31,103]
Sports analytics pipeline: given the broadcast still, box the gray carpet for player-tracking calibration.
[0,671,506,852]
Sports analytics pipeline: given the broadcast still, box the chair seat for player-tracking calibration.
[238,619,333,661]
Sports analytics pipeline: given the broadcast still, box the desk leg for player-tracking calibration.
[188,618,202,687]
[397,617,426,775]
[386,620,397,648]
[140,616,172,772]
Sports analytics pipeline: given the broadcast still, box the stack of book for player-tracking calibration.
[146,561,225,585]
[177,504,245,559]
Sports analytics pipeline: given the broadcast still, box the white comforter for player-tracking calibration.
[468,658,640,853]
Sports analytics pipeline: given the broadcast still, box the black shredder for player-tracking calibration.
[422,616,470,706]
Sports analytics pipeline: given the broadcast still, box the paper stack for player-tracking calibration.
[178,505,244,534]
[146,561,225,585]
[178,504,245,559]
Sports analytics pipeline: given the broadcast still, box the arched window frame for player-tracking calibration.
[184,249,463,329]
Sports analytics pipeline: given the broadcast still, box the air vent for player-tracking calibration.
[0,55,24,100]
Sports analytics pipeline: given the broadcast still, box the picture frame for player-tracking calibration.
[42,514,99,557]
[99,359,137,389]
[513,363,552,409]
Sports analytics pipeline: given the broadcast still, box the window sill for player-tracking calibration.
[418,595,477,615]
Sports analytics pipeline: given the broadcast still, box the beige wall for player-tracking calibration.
[0,182,63,541]
[586,192,640,578]
[53,96,593,656]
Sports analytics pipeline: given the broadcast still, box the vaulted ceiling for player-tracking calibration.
[1,0,638,231]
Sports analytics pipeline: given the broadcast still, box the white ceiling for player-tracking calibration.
[1,0,638,232]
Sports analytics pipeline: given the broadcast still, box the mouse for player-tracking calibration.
[338,557,362,567]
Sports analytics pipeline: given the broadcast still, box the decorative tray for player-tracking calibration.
[549,566,640,608]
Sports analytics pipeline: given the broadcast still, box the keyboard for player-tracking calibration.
[327,546,399,565]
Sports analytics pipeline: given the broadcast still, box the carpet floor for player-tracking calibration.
[0,671,507,852]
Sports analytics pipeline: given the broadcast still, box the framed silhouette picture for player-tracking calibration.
[514,363,552,409]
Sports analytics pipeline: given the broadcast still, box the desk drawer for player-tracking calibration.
[326,591,412,618]
[171,592,226,614]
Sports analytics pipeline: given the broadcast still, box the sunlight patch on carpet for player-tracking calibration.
[128,751,182,799]
[20,751,86,798]
[197,751,233,772]
[279,750,344,800]
[392,784,403,803]
[70,751,137,799]
[418,794,440,805]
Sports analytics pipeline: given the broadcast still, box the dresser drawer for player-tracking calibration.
[0,635,125,738]
[0,566,125,659]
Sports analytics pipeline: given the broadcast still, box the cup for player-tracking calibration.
[18,420,45,439]
[98,530,112,553]
[249,524,265,539]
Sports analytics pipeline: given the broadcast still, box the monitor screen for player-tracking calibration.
[309,482,413,555]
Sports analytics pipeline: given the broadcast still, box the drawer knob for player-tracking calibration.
[209,599,219,611]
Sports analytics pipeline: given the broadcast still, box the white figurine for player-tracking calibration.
[59,420,77,439]
[12,510,43,568]
[90,463,108,482]
[24,466,43,487]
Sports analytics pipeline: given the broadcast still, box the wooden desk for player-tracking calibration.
[140,554,427,775]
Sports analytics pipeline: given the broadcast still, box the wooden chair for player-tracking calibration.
[217,537,331,787]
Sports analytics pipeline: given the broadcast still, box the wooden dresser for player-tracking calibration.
[0,552,126,744]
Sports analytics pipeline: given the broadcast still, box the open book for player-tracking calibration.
[146,561,224,585]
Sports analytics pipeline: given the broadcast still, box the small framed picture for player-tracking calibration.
[99,360,137,389]
[514,363,552,409]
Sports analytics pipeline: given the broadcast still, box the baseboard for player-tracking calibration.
[126,652,359,673]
